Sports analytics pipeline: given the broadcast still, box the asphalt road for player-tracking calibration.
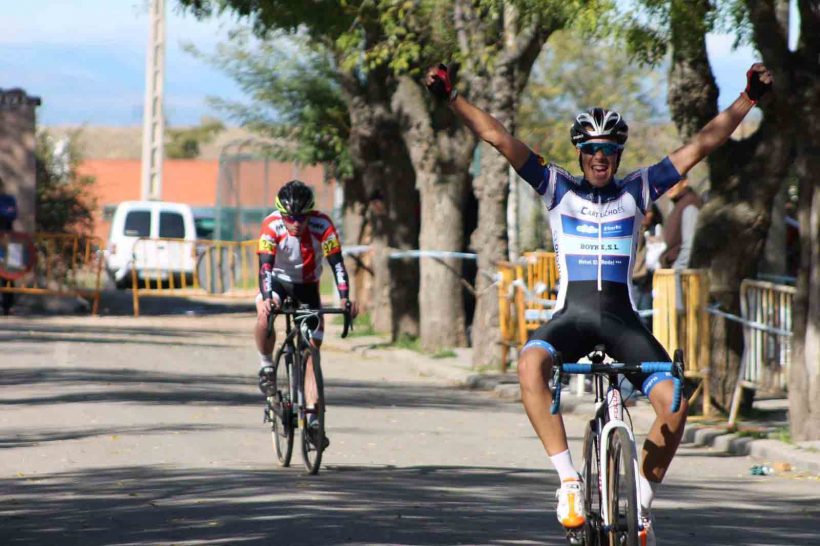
[1,312,817,545]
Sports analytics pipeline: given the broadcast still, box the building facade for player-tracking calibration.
[78,158,336,243]
[0,89,41,232]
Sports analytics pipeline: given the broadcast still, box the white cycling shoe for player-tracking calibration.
[555,479,586,529]
[639,512,656,546]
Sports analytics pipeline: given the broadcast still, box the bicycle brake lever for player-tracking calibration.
[340,301,352,338]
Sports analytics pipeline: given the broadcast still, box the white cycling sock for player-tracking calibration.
[639,474,660,511]
[259,353,273,368]
[550,449,580,483]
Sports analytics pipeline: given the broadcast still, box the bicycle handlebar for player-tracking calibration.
[550,359,683,415]
[266,303,354,339]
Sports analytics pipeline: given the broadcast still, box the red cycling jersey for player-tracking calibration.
[256,210,343,284]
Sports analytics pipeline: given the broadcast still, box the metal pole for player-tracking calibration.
[140,0,166,201]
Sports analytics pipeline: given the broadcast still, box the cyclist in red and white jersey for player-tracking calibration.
[427,62,772,545]
[255,181,358,438]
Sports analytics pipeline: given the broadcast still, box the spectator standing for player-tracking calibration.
[632,203,664,329]
[0,178,19,315]
[660,178,702,271]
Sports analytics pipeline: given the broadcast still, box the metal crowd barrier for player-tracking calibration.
[723,279,795,426]
[496,261,518,371]
[738,279,794,391]
[196,240,257,295]
[129,238,258,317]
[652,269,712,415]
[0,232,104,314]
[495,252,559,371]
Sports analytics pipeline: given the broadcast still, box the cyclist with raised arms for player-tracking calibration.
[255,180,358,443]
[426,62,772,544]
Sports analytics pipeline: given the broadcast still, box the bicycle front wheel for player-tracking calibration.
[582,420,604,546]
[269,348,294,466]
[301,346,325,475]
[606,427,639,546]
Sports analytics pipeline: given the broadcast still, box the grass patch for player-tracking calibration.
[432,349,457,359]
[349,312,376,337]
[319,269,335,297]
[774,426,793,444]
[736,429,769,440]
[331,311,377,337]
[391,334,421,352]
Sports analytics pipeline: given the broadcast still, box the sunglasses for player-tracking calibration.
[577,141,623,156]
[283,214,307,223]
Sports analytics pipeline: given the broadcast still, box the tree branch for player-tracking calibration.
[798,0,820,58]
[744,0,791,69]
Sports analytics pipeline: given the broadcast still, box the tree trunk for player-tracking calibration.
[392,76,475,351]
[667,1,792,407]
[340,171,371,308]
[469,140,509,365]
[787,0,820,440]
[344,75,420,340]
[456,1,556,367]
[789,159,820,440]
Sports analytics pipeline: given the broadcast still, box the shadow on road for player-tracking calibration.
[0,424,223,449]
[0,367,512,413]
[0,319,248,348]
[7,290,254,318]
[2,463,816,546]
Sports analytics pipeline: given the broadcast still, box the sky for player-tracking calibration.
[2,0,788,128]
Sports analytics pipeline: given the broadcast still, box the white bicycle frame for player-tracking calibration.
[597,386,645,529]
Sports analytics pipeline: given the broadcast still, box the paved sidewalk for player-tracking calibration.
[339,332,820,477]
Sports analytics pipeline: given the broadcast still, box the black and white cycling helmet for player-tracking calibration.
[570,108,629,145]
[275,180,315,215]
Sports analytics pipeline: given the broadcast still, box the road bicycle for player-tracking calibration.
[263,298,352,475]
[550,345,684,546]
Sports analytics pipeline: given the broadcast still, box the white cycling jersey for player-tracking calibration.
[256,210,342,284]
[516,153,682,312]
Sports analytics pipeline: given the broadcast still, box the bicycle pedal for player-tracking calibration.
[564,527,585,546]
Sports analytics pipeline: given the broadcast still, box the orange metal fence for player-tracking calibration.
[0,232,104,314]
[496,251,559,370]
[128,238,258,317]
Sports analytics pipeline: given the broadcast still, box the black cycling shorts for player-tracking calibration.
[268,279,321,309]
[523,281,673,396]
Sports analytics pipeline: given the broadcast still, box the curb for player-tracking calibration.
[340,336,819,476]
[682,423,820,475]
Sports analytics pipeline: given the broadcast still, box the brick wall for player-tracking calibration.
[78,157,336,242]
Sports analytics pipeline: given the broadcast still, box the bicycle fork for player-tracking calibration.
[597,388,645,532]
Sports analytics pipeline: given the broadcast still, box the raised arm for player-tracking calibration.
[425,65,531,170]
[668,63,773,176]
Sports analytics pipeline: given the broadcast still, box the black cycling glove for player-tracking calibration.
[427,64,458,103]
[744,68,771,102]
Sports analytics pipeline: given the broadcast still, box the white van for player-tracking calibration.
[106,201,197,289]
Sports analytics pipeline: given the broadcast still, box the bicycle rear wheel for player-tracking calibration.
[582,420,605,546]
[606,427,639,546]
[269,348,294,466]
[301,346,325,475]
